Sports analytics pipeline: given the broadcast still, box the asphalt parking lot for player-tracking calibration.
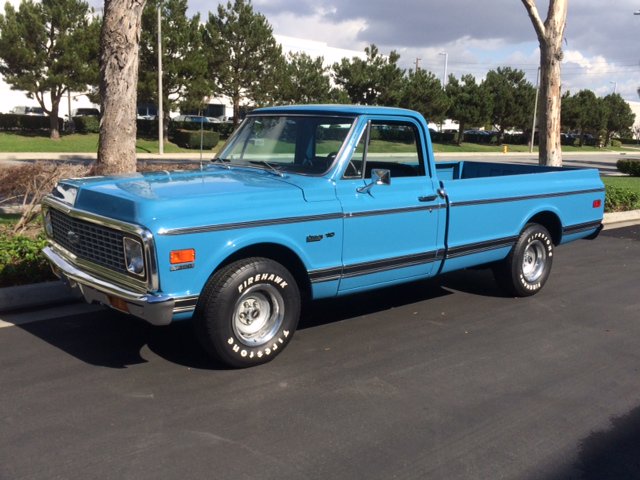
[1,225,639,480]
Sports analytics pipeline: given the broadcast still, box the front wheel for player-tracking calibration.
[493,224,554,297]
[195,257,300,368]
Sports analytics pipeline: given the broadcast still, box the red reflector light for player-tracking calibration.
[593,199,602,208]
[170,249,196,264]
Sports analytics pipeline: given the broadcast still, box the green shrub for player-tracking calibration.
[171,129,220,149]
[616,159,640,177]
[0,233,54,287]
[611,139,622,148]
[137,118,159,138]
[0,113,63,132]
[72,115,100,134]
[604,184,640,212]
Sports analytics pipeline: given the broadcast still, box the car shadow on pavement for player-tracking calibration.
[17,268,505,370]
[545,405,640,480]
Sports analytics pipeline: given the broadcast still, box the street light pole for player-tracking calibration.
[439,52,448,88]
[530,67,540,154]
[157,4,164,156]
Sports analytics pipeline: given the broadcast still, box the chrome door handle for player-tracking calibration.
[418,195,437,202]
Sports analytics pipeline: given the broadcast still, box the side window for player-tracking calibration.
[344,120,425,179]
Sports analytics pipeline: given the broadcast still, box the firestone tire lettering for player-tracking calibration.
[194,257,300,368]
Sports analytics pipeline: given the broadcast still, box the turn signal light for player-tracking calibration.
[170,249,196,264]
[593,199,602,208]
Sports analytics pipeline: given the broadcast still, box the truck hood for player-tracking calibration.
[55,167,309,230]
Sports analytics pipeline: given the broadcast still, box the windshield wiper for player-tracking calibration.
[248,160,285,177]
[211,157,231,169]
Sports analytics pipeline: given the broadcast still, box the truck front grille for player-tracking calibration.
[49,208,128,275]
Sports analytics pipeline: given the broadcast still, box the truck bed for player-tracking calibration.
[436,161,568,180]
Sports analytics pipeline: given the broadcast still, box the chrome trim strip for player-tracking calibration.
[450,188,605,208]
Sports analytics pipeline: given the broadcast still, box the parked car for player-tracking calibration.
[10,106,45,116]
[71,108,100,117]
[172,115,220,123]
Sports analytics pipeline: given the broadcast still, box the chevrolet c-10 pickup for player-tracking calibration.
[42,105,604,367]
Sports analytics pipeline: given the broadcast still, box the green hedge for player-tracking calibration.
[72,115,100,134]
[605,184,640,212]
[616,159,640,177]
[138,119,235,140]
[0,233,54,287]
[0,113,63,132]
[171,129,220,149]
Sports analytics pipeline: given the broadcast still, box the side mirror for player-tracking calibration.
[357,168,391,194]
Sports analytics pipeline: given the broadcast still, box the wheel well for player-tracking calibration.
[528,211,562,245]
[217,243,312,301]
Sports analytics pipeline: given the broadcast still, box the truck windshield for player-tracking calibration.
[216,115,355,175]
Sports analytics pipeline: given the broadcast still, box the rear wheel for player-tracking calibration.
[493,224,554,297]
[195,257,300,368]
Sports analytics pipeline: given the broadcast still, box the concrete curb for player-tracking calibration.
[0,280,81,313]
[603,209,640,230]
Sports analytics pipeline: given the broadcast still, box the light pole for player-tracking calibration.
[610,81,617,94]
[439,52,448,89]
[157,4,164,155]
[530,67,540,154]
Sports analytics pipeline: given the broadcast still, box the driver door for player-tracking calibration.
[335,117,444,292]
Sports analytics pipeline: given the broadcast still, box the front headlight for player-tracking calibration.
[123,237,145,276]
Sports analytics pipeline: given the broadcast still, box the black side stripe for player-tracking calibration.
[160,205,444,236]
[445,236,518,259]
[346,204,444,218]
[451,188,604,208]
[562,220,602,235]
[309,235,518,284]
[160,212,344,236]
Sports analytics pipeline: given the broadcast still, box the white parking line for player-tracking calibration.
[0,303,103,328]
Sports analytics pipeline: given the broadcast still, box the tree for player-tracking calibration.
[0,0,100,139]
[561,90,604,146]
[602,94,635,146]
[332,44,404,106]
[97,0,147,174]
[521,0,568,166]
[445,74,492,145]
[398,69,449,124]
[138,0,210,139]
[203,0,284,126]
[276,52,333,105]
[484,67,535,143]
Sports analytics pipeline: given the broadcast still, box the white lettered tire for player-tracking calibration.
[493,224,554,297]
[195,257,300,368]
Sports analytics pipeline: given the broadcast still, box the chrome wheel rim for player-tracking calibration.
[233,284,284,346]
[522,240,546,283]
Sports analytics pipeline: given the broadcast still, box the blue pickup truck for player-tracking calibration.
[42,105,604,367]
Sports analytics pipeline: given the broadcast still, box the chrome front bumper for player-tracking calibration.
[43,246,175,326]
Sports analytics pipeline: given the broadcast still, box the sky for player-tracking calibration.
[2,0,640,113]
[188,0,640,102]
